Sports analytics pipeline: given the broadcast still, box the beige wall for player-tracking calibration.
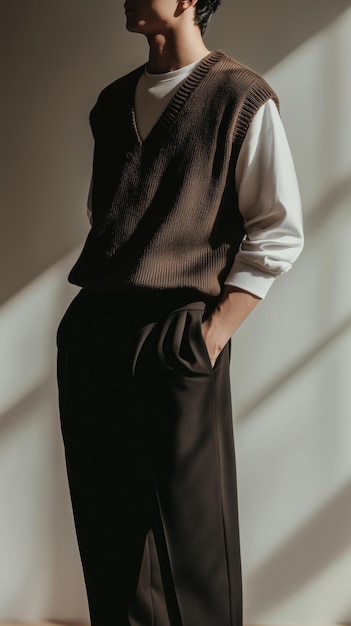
[1,1,351,623]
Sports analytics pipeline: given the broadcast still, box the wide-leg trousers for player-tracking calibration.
[56,289,242,626]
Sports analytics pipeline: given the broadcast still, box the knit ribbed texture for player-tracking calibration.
[69,51,279,299]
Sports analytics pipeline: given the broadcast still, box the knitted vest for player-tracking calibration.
[68,50,279,300]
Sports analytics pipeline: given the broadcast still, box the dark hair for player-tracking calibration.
[194,0,222,35]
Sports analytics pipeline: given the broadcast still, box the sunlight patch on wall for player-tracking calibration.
[264,6,351,216]
[0,251,79,418]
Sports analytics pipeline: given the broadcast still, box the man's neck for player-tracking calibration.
[146,31,210,74]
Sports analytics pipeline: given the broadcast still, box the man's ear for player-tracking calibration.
[177,0,198,13]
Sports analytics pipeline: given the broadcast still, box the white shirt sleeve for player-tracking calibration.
[224,99,304,299]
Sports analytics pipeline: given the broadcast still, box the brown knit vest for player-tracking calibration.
[68,50,279,300]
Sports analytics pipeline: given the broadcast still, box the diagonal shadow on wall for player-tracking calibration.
[244,479,351,618]
[207,0,351,73]
[237,312,351,421]
[303,174,351,237]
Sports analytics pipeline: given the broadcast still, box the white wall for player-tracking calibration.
[1,1,351,623]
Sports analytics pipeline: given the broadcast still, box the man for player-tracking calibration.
[57,1,304,625]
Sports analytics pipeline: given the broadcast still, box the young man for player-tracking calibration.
[57,1,304,625]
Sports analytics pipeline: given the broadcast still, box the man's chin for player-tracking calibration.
[125,18,146,33]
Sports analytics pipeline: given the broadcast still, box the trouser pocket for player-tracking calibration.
[134,303,213,376]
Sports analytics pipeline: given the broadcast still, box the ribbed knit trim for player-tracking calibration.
[131,50,223,146]
[157,50,223,133]
[235,76,280,141]
[133,50,279,147]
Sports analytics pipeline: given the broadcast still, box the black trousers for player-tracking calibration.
[57,289,242,626]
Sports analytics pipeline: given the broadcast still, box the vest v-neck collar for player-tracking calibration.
[131,50,225,146]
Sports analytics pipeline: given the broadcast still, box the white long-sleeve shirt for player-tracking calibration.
[87,58,303,299]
